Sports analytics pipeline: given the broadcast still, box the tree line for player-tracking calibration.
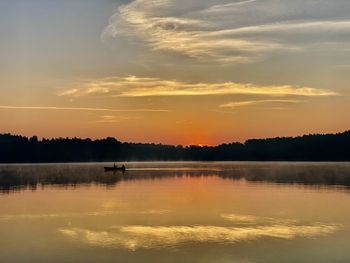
[0,130,349,162]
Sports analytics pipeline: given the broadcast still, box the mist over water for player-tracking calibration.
[1,162,350,193]
[0,162,350,262]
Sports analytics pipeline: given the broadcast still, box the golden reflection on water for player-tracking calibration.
[0,209,170,221]
[1,163,350,262]
[59,222,340,251]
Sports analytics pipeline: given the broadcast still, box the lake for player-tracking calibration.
[0,162,350,263]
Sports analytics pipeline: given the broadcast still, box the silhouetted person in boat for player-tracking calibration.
[113,163,116,169]
[121,164,126,171]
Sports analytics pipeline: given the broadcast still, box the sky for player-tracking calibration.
[0,0,349,145]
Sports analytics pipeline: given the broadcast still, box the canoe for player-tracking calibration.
[104,166,126,171]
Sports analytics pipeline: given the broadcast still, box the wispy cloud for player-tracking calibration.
[0,105,170,112]
[57,76,337,98]
[208,20,350,37]
[89,115,128,124]
[102,0,284,63]
[102,0,350,63]
[219,99,305,109]
[204,0,257,13]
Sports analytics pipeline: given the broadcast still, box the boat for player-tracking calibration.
[104,165,126,171]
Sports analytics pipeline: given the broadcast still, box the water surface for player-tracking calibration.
[0,162,350,263]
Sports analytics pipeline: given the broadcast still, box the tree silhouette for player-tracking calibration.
[0,131,349,162]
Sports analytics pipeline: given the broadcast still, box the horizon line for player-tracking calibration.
[1,130,349,147]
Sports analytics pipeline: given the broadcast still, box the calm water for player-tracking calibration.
[1,162,350,263]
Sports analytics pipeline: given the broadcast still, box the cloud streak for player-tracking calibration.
[219,99,305,109]
[90,115,128,124]
[58,76,337,98]
[102,0,350,63]
[0,105,170,113]
[209,20,350,37]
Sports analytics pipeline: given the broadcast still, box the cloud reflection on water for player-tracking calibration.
[58,212,340,250]
[220,213,298,225]
[0,209,170,221]
[59,223,339,251]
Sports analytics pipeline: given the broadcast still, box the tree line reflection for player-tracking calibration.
[1,163,350,194]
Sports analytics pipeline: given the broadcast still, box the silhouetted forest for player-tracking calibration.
[0,131,350,162]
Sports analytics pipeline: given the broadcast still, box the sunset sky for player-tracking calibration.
[0,0,349,145]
